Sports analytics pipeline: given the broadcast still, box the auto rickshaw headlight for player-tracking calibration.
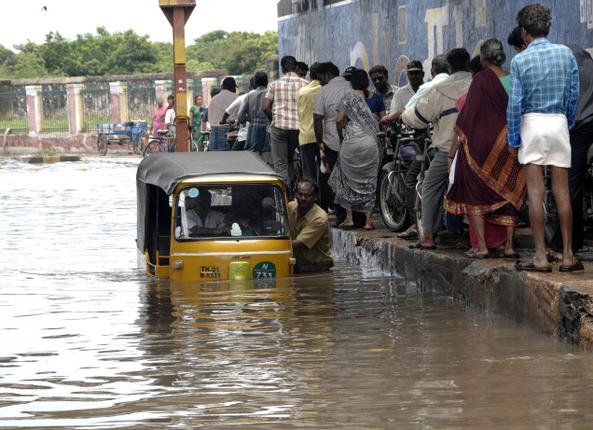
[173,260,184,270]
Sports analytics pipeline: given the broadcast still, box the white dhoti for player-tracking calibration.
[518,113,571,168]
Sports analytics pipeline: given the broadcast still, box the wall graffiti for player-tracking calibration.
[278,0,593,87]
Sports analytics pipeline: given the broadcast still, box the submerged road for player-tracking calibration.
[1,156,593,428]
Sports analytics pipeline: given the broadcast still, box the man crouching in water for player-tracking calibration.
[288,178,334,273]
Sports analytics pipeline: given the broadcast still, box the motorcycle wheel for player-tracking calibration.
[379,169,409,231]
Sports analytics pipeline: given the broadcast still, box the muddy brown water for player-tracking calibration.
[1,157,593,429]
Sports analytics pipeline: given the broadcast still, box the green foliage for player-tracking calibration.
[0,28,278,79]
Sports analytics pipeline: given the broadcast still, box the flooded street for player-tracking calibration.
[2,157,593,429]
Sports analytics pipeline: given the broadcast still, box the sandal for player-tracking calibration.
[409,241,436,250]
[559,259,585,273]
[465,249,489,259]
[363,224,375,231]
[515,260,552,273]
[338,223,355,230]
[398,230,418,240]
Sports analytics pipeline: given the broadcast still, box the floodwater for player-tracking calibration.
[1,157,593,429]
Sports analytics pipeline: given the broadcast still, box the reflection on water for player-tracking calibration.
[1,157,593,429]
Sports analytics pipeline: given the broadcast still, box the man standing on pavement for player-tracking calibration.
[313,62,361,225]
[297,62,322,183]
[208,77,238,151]
[402,48,472,250]
[369,65,399,113]
[263,56,309,186]
[508,4,582,273]
[239,71,271,156]
[288,179,333,273]
[380,60,425,123]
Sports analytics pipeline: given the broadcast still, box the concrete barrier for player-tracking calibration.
[331,227,593,348]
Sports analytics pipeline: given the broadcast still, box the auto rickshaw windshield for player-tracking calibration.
[175,184,288,240]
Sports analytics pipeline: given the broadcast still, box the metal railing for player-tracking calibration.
[41,85,68,133]
[128,86,155,124]
[82,87,110,133]
[0,89,28,133]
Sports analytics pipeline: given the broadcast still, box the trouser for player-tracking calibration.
[550,127,593,252]
[404,159,422,218]
[246,123,270,153]
[232,140,246,151]
[421,149,449,236]
[269,125,299,184]
[300,142,320,184]
[209,126,230,151]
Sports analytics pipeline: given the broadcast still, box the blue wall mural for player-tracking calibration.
[278,0,593,86]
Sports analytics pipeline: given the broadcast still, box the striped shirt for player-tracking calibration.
[313,76,353,151]
[265,72,309,130]
[507,38,580,148]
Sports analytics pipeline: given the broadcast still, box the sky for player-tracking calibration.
[1,0,280,50]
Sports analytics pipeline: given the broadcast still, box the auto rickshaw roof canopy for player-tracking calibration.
[137,152,285,195]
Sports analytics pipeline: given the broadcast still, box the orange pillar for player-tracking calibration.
[160,0,195,152]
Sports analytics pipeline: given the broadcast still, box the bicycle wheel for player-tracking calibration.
[132,132,146,155]
[379,169,409,231]
[97,135,108,156]
[143,139,160,157]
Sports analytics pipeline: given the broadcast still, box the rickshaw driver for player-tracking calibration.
[186,190,228,236]
[288,179,334,273]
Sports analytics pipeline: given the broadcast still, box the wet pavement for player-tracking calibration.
[2,156,593,429]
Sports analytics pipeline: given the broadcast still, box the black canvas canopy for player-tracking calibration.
[137,152,284,195]
[136,152,284,253]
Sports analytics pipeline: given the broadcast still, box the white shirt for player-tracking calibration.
[405,73,449,110]
[389,83,416,114]
[225,93,250,141]
[165,108,176,125]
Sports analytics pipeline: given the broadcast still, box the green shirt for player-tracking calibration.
[190,105,204,129]
[499,75,511,95]
[287,201,333,272]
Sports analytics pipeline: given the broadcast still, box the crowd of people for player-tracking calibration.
[152,3,592,274]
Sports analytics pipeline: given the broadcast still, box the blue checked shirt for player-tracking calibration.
[507,38,580,148]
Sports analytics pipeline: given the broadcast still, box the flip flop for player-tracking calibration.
[363,225,375,231]
[465,249,489,259]
[397,230,418,240]
[338,223,355,230]
[515,260,552,273]
[559,260,585,273]
[409,241,436,250]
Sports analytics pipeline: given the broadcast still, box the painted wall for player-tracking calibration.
[278,0,593,86]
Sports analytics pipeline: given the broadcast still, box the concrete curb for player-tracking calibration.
[331,228,593,348]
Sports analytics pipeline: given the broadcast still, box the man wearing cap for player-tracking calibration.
[369,65,399,113]
[208,77,238,151]
[381,60,425,124]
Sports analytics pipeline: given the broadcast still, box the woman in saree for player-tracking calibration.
[445,39,526,258]
[329,69,381,230]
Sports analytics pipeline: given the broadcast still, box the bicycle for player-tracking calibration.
[143,128,175,157]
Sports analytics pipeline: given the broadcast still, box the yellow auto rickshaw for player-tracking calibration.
[136,152,294,281]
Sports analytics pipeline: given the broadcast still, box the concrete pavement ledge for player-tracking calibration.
[331,227,593,348]
[20,154,82,164]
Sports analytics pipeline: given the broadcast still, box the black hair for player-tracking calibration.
[221,77,237,92]
[210,87,221,98]
[167,94,174,102]
[517,3,551,38]
[446,48,471,73]
[480,38,506,67]
[298,177,318,193]
[296,61,309,73]
[309,62,321,81]
[369,64,388,76]
[406,60,424,71]
[193,94,202,103]
[432,55,449,74]
[317,62,340,79]
[254,71,268,88]
[280,55,297,73]
[507,26,526,49]
[249,77,257,90]
[350,69,370,98]
[469,56,485,75]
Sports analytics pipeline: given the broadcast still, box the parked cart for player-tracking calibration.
[96,120,148,155]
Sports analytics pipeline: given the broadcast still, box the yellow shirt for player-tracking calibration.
[297,80,321,146]
[287,200,333,271]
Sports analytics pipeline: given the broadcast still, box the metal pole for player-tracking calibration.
[160,0,195,152]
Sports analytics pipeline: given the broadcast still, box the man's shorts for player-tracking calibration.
[519,113,571,168]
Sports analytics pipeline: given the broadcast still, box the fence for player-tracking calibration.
[81,86,110,133]
[41,85,68,133]
[128,86,155,123]
[0,88,28,133]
